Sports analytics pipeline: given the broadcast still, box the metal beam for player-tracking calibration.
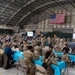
[55,0,75,14]
[6,1,36,25]
[0,0,14,15]
[16,0,67,26]
[6,0,47,25]
[67,0,75,8]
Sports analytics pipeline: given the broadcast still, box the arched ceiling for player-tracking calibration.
[0,0,74,27]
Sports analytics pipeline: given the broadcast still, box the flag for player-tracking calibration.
[50,13,65,24]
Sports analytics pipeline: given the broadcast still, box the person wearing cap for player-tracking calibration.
[23,45,36,75]
[48,44,55,58]
[23,45,34,60]
[47,37,51,44]
[61,48,70,64]
[63,44,70,53]
[41,36,46,47]
[19,41,24,51]
[34,45,42,56]
[42,44,57,75]
[22,40,28,51]
[33,50,39,60]
[31,39,36,47]
[54,44,61,52]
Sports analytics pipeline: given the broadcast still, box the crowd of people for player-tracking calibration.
[0,33,74,75]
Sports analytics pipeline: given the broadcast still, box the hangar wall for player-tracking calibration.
[0,25,19,33]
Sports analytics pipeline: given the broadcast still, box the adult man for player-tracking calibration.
[61,48,69,63]
[42,44,57,75]
[4,44,14,60]
[3,43,14,69]
[63,44,70,53]
[61,48,70,67]
[34,45,42,56]
[23,45,36,75]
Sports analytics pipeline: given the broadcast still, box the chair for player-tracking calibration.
[3,53,14,69]
[0,54,3,67]
[35,64,47,75]
[3,53,9,69]
[17,56,27,75]
[61,67,69,75]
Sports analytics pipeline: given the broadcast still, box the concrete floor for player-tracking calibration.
[0,66,75,75]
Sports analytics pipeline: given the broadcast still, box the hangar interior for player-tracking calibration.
[0,0,75,33]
